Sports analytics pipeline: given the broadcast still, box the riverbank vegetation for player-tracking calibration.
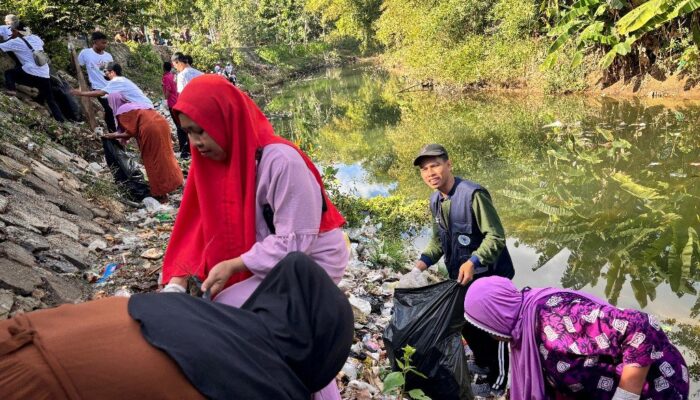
[8,0,700,94]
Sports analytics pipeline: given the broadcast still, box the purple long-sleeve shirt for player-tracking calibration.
[214,144,349,308]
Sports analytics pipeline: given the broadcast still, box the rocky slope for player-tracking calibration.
[0,90,127,318]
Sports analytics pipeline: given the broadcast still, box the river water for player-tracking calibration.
[265,64,700,391]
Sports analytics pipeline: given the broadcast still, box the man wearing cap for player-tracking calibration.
[411,143,514,398]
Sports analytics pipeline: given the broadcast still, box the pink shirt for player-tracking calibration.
[161,72,178,108]
[215,144,349,308]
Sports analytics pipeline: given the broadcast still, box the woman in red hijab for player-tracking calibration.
[161,75,348,399]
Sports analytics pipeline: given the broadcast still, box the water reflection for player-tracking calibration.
[334,163,396,197]
[265,66,700,388]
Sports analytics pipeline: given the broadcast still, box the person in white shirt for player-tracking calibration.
[71,62,153,109]
[78,31,116,132]
[2,14,17,40]
[0,21,65,122]
[0,25,11,42]
[171,52,203,93]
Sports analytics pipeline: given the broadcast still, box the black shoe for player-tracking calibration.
[468,360,490,377]
[471,375,493,398]
[471,375,506,399]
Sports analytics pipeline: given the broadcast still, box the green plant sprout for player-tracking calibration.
[382,345,431,400]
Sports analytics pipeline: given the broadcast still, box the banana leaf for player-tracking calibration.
[610,171,665,201]
[616,0,666,36]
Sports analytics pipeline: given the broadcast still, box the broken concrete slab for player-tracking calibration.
[50,196,94,220]
[0,154,28,180]
[35,252,80,274]
[46,234,92,270]
[42,274,85,303]
[11,295,44,315]
[5,225,50,252]
[0,241,37,267]
[30,159,62,189]
[0,258,43,295]
[0,289,13,319]
[63,213,105,236]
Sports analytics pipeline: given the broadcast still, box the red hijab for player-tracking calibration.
[162,75,346,288]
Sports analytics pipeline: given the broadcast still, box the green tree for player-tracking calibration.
[5,0,151,42]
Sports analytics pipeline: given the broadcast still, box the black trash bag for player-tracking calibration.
[101,138,151,201]
[383,280,473,400]
[50,74,83,122]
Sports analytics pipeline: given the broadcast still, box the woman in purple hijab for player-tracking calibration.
[464,277,689,400]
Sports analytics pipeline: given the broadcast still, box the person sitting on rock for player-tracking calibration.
[0,253,353,400]
[464,276,690,400]
[0,21,65,122]
[101,92,183,201]
[71,62,153,108]
[159,75,349,400]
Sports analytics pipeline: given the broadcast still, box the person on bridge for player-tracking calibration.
[160,74,348,400]
[409,143,515,397]
[464,276,689,400]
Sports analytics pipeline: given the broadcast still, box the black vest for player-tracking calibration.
[430,178,514,280]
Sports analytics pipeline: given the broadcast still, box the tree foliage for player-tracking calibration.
[542,0,700,70]
[4,0,151,42]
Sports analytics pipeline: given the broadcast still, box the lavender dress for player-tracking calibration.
[535,292,689,399]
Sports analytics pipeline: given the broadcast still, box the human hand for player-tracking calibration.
[414,259,428,272]
[70,88,81,96]
[162,276,188,293]
[202,258,239,296]
[457,260,475,286]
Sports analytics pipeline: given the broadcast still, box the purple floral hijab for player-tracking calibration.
[464,277,605,400]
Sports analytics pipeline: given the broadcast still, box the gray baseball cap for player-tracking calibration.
[413,143,448,166]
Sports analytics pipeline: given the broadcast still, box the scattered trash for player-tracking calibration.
[155,212,173,222]
[88,162,103,173]
[96,263,121,284]
[541,120,564,129]
[88,239,108,252]
[142,197,163,213]
[140,248,164,260]
[349,295,372,323]
[396,268,429,288]
[113,287,132,298]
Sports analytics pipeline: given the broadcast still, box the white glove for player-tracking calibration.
[612,387,640,400]
[162,283,187,293]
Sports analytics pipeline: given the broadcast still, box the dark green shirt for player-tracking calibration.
[420,190,506,267]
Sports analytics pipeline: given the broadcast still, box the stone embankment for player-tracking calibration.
[0,92,124,318]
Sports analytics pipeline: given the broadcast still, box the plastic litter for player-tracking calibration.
[396,268,430,289]
[88,239,108,251]
[155,212,173,222]
[96,263,121,284]
[113,288,132,297]
[142,197,163,213]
